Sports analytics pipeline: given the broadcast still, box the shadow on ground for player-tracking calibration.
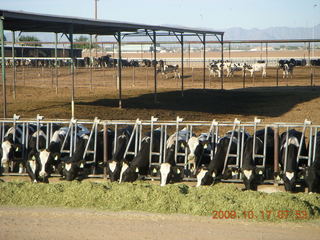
[78,86,320,117]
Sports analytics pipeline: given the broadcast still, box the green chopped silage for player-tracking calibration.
[0,181,319,222]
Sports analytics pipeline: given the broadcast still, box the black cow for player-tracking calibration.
[119,129,161,182]
[280,129,308,192]
[26,126,67,183]
[1,124,37,173]
[106,126,134,182]
[241,128,275,190]
[196,130,249,187]
[160,127,189,186]
[186,133,213,175]
[305,133,320,193]
[279,59,296,79]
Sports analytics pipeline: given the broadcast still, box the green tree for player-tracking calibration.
[19,35,41,46]
[74,35,99,49]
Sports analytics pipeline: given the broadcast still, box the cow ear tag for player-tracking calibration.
[152,168,157,173]
[80,163,84,168]
[15,147,19,152]
[204,144,208,149]
[135,168,139,173]
[177,169,180,174]
[32,156,36,160]
[258,170,263,175]
[54,156,58,161]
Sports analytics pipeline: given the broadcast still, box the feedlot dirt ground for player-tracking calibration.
[1,66,320,239]
[1,207,320,240]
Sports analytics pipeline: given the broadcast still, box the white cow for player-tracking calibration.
[245,63,267,78]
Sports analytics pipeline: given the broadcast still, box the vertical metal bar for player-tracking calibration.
[221,34,224,90]
[181,33,184,97]
[69,25,75,118]
[46,122,49,149]
[55,33,58,94]
[240,126,245,168]
[12,31,16,100]
[117,32,122,108]
[1,17,7,118]
[93,123,98,174]
[163,125,167,162]
[153,31,157,103]
[263,125,267,167]
[312,127,318,166]
[90,35,93,91]
[274,125,279,178]
[243,68,246,88]
[276,68,279,87]
[139,123,142,151]
[103,123,108,178]
[308,126,313,166]
[266,43,268,67]
[159,125,163,164]
[149,119,154,165]
[113,124,118,154]
[203,34,206,90]
[284,126,289,172]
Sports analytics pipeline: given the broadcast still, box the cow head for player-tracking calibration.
[304,166,320,193]
[281,144,299,192]
[1,136,22,172]
[106,160,122,182]
[38,149,60,178]
[187,137,209,173]
[196,167,213,187]
[63,159,86,181]
[119,161,139,183]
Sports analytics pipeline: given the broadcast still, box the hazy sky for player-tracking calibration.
[1,0,320,30]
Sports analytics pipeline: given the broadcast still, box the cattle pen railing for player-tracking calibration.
[0,116,319,184]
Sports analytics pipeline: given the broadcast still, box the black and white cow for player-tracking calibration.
[244,62,267,78]
[241,128,275,191]
[187,133,213,175]
[196,130,250,187]
[160,127,190,186]
[26,126,67,183]
[304,132,320,193]
[279,59,296,79]
[158,60,180,79]
[106,126,134,182]
[208,60,232,78]
[1,124,37,173]
[119,129,161,183]
[280,129,308,192]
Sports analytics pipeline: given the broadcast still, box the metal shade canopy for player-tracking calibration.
[0,9,224,36]
[0,9,224,119]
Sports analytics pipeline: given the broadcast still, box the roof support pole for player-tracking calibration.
[90,34,93,92]
[55,33,58,94]
[266,42,268,67]
[153,30,157,103]
[12,31,16,100]
[68,25,75,118]
[220,34,224,90]
[0,17,7,118]
[181,33,184,97]
[116,32,122,108]
[203,34,206,90]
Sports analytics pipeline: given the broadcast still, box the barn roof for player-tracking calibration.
[0,9,224,37]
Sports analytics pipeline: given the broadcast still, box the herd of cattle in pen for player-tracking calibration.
[4,55,320,80]
[0,122,320,193]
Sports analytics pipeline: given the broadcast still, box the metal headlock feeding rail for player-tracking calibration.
[0,115,320,184]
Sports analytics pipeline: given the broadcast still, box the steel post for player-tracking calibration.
[103,123,108,178]
[181,33,184,97]
[69,26,75,118]
[203,34,206,90]
[12,31,16,100]
[0,17,6,118]
[90,35,93,91]
[153,31,157,103]
[221,34,224,90]
[117,32,122,108]
[55,33,58,94]
[273,125,279,182]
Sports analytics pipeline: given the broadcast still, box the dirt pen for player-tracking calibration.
[3,65,319,90]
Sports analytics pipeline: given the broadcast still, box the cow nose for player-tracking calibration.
[39,171,47,177]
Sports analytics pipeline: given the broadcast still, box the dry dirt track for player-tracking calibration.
[1,207,320,240]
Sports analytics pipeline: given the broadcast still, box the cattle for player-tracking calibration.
[208,60,232,78]
[1,124,37,173]
[106,126,134,182]
[280,129,308,192]
[196,130,249,187]
[26,126,67,183]
[279,59,296,78]
[187,133,213,175]
[158,60,180,79]
[244,62,267,78]
[141,59,152,67]
[119,129,161,183]
[241,128,275,191]
[304,132,320,193]
[160,127,190,186]
[229,63,245,77]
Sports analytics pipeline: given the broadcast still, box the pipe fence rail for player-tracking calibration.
[0,115,319,184]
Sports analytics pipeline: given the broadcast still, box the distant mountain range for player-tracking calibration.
[223,24,320,40]
[4,24,320,42]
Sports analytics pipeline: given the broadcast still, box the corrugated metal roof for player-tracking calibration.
[0,9,224,36]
